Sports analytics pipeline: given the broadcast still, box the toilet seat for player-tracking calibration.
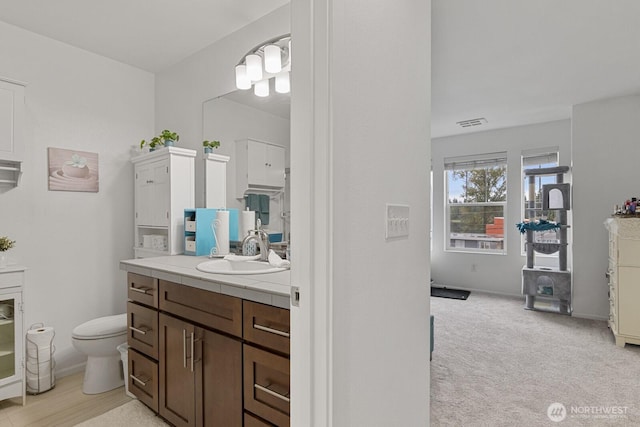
[72,313,127,340]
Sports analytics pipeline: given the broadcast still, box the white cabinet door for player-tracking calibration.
[247,139,269,187]
[0,79,25,162]
[245,139,285,188]
[265,144,285,188]
[136,160,170,227]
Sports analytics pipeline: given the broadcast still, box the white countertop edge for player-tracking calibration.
[119,256,292,309]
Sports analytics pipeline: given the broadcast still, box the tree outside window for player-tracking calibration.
[445,154,507,253]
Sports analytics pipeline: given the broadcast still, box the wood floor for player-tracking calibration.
[0,372,131,427]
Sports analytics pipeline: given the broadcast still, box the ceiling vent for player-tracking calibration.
[456,117,488,128]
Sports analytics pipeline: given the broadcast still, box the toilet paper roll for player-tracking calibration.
[26,359,53,376]
[26,326,55,348]
[27,373,53,392]
[239,210,256,239]
[213,210,230,256]
[26,345,52,362]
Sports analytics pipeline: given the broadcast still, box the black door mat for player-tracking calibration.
[431,287,470,300]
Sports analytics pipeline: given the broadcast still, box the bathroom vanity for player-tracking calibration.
[120,256,291,426]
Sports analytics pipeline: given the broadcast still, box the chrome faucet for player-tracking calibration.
[241,219,270,261]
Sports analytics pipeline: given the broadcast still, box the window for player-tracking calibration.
[521,150,560,255]
[445,153,507,253]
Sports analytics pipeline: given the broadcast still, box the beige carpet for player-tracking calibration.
[74,400,168,427]
[430,292,640,426]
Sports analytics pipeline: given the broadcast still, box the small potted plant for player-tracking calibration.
[202,140,220,154]
[140,136,162,152]
[159,129,180,147]
[0,236,15,268]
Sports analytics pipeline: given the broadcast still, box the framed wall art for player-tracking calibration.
[47,147,99,192]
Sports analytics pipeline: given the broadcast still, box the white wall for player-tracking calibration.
[431,120,571,296]
[0,21,154,372]
[572,94,640,319]
[201,97,290,234]
[290,0,431,424]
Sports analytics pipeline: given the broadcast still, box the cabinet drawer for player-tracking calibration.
[159,280,242,337]
[244,344,290,427]
[243,301,290,356]
[618,239,640,267]
[128,302,158,360]
[129,349,159,413]
[127,272,158,308]
[245,412,277,427]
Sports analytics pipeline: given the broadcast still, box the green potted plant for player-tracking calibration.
[140,136,162,152]
[0,236,15,269]
[202,140,220,154]
[159,129,180,147]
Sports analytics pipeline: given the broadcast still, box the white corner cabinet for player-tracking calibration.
[605,217,640,347]
[0,78,26,188]
[132,147,196,258]
[0,266,25,405]
[235,138,285,198]
[204,153,230,209]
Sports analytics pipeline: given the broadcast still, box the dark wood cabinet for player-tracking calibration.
[159,290,242,427]
[129,345,159,412]
[199,327,242,426]
[243,301,291,426]
[159,313,197,426]
[126,271,289,427]
[127,301,158,359]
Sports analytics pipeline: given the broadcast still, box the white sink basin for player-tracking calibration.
[196,259,287,275]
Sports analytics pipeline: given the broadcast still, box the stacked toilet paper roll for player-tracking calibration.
[239,210,256,240]
[26,326,55,393]
[213,210,230,256]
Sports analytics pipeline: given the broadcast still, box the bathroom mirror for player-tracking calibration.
[201,88,291,240]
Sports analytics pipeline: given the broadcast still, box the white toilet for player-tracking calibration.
[72,313,127,394]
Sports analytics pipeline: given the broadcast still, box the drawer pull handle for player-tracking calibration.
[183,329,187,369]
[254,323,290,338]
[130,374,148,387]
[190,332,195,372]
[129,286,153,295]
[254,383,290,403]
[129,326,150,335]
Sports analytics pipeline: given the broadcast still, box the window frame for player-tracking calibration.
[444,153,508,255]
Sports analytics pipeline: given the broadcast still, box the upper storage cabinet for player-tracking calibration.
[0,78,26,188]
[236,138,285,198]
[131,147,196,258]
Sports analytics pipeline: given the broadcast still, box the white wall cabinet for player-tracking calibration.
[0,267,25,405]
[204,153,230,209]
[132,147,196,258]
[236,138,285,198]
[605,217,640,347]
[0,78,26,188]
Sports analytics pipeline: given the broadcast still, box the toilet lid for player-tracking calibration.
[72,313,127,339]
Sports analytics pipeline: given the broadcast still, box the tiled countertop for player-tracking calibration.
[120,255,291,309]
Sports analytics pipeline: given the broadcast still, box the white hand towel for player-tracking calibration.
[268,249,291,268]
[223,254,261,262]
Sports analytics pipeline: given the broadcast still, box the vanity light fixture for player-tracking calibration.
[235,34,291,97]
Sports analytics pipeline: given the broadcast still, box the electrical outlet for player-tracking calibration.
[385,204,410,239]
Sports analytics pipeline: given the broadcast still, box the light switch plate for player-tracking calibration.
[385,204,410,239]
